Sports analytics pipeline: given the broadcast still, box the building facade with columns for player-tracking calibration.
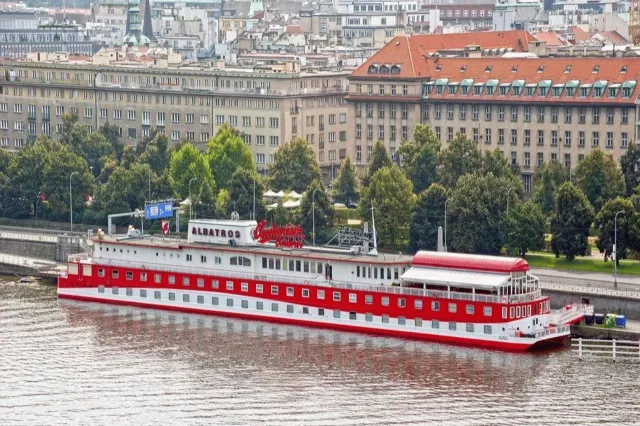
[0,59,349,182]
[346,31,639,194]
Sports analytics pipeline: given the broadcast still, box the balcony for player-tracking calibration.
[28,113,37,120]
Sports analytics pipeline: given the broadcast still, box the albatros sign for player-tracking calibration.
[187,219,258,246]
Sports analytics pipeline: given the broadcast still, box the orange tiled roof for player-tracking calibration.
[350,31,537,79]
[571,27,590,42]
[533,31,569,47]
[419,57,640,105]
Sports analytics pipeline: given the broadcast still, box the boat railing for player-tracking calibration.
[533,325,569,339]
[68,253,89,263]
[89,258,542,304]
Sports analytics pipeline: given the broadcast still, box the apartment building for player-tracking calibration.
[346,31,639,194]
[0,60,349,181]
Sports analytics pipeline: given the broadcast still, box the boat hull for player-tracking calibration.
[58,287,567,352]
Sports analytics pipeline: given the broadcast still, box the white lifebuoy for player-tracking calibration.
[501,296,508,304]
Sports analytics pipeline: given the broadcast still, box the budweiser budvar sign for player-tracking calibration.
[252,220,305,249]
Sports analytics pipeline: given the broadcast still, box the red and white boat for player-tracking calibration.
[57,218,589,351]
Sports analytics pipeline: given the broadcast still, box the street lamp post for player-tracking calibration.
[312,189,319,246]
[506,187,516,216]
[614,210,625,289]
[444,198,452,252]
[189,177,197,220]
[69,171,79,232]
[145,142,154,200]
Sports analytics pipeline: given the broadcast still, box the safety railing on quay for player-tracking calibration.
[572,338,640,361]
[0,254,51,270]
[69,257,542,304]
[0,231,58,244]
[539,281,640,300]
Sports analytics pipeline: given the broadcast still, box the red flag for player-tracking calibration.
[161,220,170,235]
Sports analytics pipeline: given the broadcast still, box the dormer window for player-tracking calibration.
[379,65,389,74]
[368,65,378,74]
[564,65,571,73]
[511,66,518,73]
[460,65,467,72]
[621,66,628,73]
[537,66,544,73]
[485,66,492,73]
[390,65,401,74]
[592,66,600,73]
[436,64,442,71]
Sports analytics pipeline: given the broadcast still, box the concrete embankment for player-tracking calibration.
[0,239,57,261]
[571,324,640,340]
[544,288,640,320]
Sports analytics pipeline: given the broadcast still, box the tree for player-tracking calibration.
[398,124,440,194]
[93,163,171,217]
[120,146,137,169]
[98,121,124,161]
[227,168,266,220]
[574,149,625,212]
[363,140,392,188]
[168,142,215,200]
[482,148,517,180]
[620,144,640,196]
[215,189,230,218]
[272,200,292,226]
[359,166,414,246]
[550,183,595,261]
[448,173,520,254]
[332,155,359,204]
[206,123,255,190]
[269,138,321,193]
[594,197,636,264]
[504,201,545,257]
[299,179,333,237]
[195,180,216,219]
[140,132,170,175]
[531,162,568,215]
[436,134,483,189]
[408,183,447,252]
[40,141,94,221]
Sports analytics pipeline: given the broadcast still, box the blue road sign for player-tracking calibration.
[145,202,174,220]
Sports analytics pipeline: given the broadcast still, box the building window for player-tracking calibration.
[382,315,389,323]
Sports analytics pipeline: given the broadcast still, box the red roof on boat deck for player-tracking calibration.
[411,251,529,273]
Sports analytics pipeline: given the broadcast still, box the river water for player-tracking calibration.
[1,278,639,426]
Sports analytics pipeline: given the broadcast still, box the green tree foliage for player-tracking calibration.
[550,183,595,261]
[206,123,255,190]
[531,162,568,215]
[98,121,124,161]
[215,189,230,218]
[140,132,170,175]
[398,124,441,194]
[408,183,447,253]
[58,113,116,175]
[436,134,483,189]
[226,169,266,220]
[449,173,521,254]
[359,166,414,246]
[594,197,637,264]
[299,179,333,237]
[272,200,292,226]
[482,148,516,180]
[332,155,359,204]
[574,149,625,212]
[195,180,216,219]
[169,143,215,200]
[363,140,392,188]
[121,146,137,169]
[504,201,545,257]
[619,144,640,196]
[93,163,172,217]
[269,138,321,193]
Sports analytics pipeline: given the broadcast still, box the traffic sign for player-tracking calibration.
[145,202,174,220]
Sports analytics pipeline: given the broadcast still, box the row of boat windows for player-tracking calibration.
[97,268,544,320]
[356,265,405,280]
[101,246,251,268]
[96,285,495,335]
[261,256,323,274]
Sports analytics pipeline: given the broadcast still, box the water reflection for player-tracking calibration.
[1,280,640,426]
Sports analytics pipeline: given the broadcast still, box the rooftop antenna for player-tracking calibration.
[368,203,378,256]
